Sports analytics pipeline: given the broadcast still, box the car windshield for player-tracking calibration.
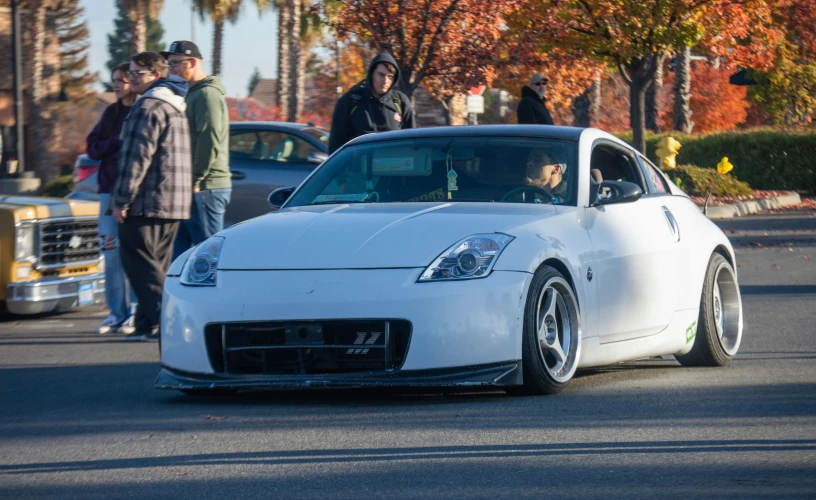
[286,136,577,207]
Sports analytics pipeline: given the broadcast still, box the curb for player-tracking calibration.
[704,191,802,219]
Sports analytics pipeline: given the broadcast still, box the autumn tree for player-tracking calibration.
[329,0,515,102]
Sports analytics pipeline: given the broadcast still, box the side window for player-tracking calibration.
[638,156,669,195]
[229,131,320,163]
[589,144,648,192]
[229,131,262,160]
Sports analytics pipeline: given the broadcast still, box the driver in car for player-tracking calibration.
[524,149,568,202]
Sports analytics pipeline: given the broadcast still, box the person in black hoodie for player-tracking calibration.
[329,52,416,153]
[517,73,554,125]
[86,62,137,335]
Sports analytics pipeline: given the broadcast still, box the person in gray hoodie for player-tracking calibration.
[164,41,231,257]
[329,52,415,154]
[113,51,192,342]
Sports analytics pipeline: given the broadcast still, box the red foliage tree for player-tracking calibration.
[329,0,515,100]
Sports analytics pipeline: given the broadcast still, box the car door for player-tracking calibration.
[584,141,680,344]
[227,128,322,225]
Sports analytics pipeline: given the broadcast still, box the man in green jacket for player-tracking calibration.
[164,41,231,257]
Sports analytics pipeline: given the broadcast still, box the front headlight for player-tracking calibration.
[418,233,514,282]
[181,237,224,286]
[15,223,36,262]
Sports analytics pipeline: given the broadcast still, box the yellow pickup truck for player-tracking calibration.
[1,196,104,315]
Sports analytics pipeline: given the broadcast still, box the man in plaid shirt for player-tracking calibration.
[112,52,192,342]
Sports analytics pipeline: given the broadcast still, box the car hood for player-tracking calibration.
[0,196,99,222]
[217,202,557,270]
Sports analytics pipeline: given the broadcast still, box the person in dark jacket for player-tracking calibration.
[86,62,137,335]
[517,73,554,125]
[112,52,192,342]
[329,52,415,153]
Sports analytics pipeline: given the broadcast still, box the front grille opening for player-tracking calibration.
[204,320,412,375]
[38,219,100,269]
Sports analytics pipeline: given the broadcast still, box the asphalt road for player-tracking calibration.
[1,212,815,499]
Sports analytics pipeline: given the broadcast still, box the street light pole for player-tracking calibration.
[11,0,25,174]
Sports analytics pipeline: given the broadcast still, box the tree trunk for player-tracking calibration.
[645,55,663,133]
[572,85,591,127]
[286,0,301,122]
[589,73,601,124]
[212,19,223,76]
[673,46,693,133]
[277,0,291,115]
[129,1,147,54]
[30,2,53,180]
[623,58,651,154]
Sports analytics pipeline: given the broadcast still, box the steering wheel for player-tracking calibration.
[501,185,555,204]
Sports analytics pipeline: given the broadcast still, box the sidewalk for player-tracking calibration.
[694,191,813,219]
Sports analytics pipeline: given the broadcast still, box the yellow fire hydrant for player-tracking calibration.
[656,136,682,170]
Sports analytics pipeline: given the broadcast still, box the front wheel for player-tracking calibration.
[517,265,582,395]
[675,253,743,367]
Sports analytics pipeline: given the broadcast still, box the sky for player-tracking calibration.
[80,0,280,98]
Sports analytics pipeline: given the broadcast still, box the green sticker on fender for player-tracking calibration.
[686,321,697,344]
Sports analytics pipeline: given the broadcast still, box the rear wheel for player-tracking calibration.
[675,253,743,367]
[517,265,581,395]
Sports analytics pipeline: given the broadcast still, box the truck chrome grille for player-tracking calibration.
[38,218,100,269]
[204,320,412,375]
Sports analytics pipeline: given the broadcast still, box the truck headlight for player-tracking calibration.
[15,223,36,262]
[181,237,224,286]
[418,233,514,282]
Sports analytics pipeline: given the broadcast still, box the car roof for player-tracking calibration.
[347,125,587,146]
[229,121,325,131]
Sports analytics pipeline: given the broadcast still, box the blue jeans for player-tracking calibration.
[99,194,136,323]
[174,188,232,259]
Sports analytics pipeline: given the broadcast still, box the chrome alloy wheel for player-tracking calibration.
[535,277,581,383]
[712,261,743,356]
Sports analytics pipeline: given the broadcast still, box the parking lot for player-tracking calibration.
[1,212,815,499]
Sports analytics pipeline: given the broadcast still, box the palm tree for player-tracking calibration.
[194,0,271,77]
[27,0,58,180]
[278,0,321,122]
[673,46,693,133]
[120,0,164,55]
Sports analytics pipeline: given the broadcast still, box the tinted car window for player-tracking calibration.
[230,130,320,162]
[638,156,669,194]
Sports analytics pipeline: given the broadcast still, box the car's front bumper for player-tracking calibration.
[160,269,532,385]
[157,362,522,391]
[6,273,106,315]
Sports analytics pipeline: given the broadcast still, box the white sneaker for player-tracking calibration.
[118,315,136,335]
[98,315,119,334]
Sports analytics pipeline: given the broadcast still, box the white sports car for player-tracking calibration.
[157,126,743,395]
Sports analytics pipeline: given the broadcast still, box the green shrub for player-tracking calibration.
[669,165,753,197]
[39,174,74,198]
[614,129,816,192]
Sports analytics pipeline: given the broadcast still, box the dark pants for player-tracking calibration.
[173,188,232,259]
[119,217,180,332]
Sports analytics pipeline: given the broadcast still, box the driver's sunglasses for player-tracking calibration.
[532,82,547,87]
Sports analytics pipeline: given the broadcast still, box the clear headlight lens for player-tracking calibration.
[180,237,224,286]
[418,233,514,282]
[15,224,35,262]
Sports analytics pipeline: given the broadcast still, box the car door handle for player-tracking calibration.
[661,206,680,242]
[231,170,246,180]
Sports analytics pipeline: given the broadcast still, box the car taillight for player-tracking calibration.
[73,165,99,185]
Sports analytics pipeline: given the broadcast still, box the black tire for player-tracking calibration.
[517,265,582,395]
[675,253,743,367]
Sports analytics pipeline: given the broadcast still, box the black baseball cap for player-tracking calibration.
[161,40,203,59]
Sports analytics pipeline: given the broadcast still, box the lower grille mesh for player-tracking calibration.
[204,320,412,375]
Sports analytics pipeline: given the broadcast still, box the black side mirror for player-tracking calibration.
[307,151,328,165]
[268,186,295,210]
[592,180,643,206]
